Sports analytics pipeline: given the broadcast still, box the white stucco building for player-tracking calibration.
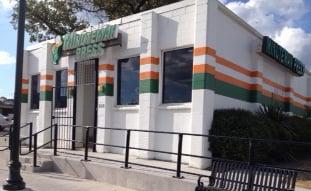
[20,0,310,169]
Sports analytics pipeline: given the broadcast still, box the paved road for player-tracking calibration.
[0,168,136,191]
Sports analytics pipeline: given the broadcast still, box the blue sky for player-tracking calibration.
[0,0,310,98]
[0,0,29,98]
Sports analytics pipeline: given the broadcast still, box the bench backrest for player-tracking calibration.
[209,160,297,191]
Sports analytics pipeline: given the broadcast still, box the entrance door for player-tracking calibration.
[75,59,98,150]
[51,85,76,150]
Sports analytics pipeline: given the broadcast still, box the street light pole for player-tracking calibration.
[3,0,26,190]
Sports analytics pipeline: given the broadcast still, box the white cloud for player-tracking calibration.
[0,0,15,10]
[275,27,311,66]
[224,0,311,69]
[0,51,15,65]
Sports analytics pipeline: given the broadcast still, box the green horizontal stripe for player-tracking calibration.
[40,91,52,101]
[140,79,159,94]
[192,73,215,90]
[192,72,309,116]
[98,83,113,96]
[21,94,28,103]
[214,79,258,103]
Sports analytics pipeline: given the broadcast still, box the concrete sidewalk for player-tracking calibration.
[0,168,136,191]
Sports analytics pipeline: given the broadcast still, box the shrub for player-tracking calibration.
[209,106,311,164]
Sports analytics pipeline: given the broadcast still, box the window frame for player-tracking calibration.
[55,69,68,108]
[117,56,140,106]
[161,47,194,104]
[30,74,40,110]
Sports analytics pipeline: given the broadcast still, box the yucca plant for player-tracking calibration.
[256,104,286,122]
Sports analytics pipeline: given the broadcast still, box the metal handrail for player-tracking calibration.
[19,124,57,167]
[0,132,10,137]
[19,122,33,154]
[0,122,32,138]
[0,122,33,152]
[18,123,311,179]
[20,122,32,129]
[59,124,311,146]
[49,124,311,179]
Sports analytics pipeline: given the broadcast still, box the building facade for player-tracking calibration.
[21,0,310,169]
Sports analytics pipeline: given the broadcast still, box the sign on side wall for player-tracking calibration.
[262,36,305,76]
[51,25,119,65]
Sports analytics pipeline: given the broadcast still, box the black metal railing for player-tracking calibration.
[54,124,311,179]
[0,130,10,151]
[12,123,311,181]
[0,122,33,151]
[19,124,57,167]
[19,122,33,153]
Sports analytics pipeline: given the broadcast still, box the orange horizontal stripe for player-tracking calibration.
[292,91,307,101]
[215,71,260,91]
[216,70,308,110]
[286,97,307,110]
[195,46,311,103]
[193,64,216,75]
[216,56,262,78]
[292,100,307,110]
[262,77,287,92]
[99,64,114,71]
[40,85,53,91]
[140,71,159,80]
[41,75,53,80]
[22,79,29,84]
[98,77,113,84]
[250,71,263,78]
[140,57,159,65]
[68,70,75,75]
[21,89,28,94]
[194,47,216,57]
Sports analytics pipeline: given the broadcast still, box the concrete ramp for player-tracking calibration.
[18,149,207,191]
[51,156,196,191]
[0,149,310,191]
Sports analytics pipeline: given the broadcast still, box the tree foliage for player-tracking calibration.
[11,0,180,42]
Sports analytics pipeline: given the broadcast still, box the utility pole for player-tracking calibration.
[3,0,26,190]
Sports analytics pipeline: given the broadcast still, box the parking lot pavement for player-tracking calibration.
[0,168,136,191]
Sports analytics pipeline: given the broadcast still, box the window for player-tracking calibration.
[163,47,193,103]
[55,69,68,108]
[117,57,140,105]
[30,74,40,109]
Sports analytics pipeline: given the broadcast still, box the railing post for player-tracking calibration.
[9,125,12,150]
[29,122,33,152]
[122,130,131,169]
[19,140,22,155]
[174,133,184,179]
[83,127,90,161]
[247,138,255,190]
[248,138,254,164]
[33,134,38,167]
[53,124,58,156]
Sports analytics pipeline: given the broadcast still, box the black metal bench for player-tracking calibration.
[195,160,297,191]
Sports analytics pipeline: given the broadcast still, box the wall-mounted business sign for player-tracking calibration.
[51,25,120,64]
[262,36,305,76]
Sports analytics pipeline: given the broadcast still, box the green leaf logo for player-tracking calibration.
[52,36,63,65]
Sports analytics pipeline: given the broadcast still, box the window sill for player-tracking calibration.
[114,105,140,111]
[158,103,191,110]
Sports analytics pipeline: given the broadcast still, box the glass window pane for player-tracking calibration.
[55,70,68,108]
[163,48,193,103]
[117,57,140,105]
[31,74,40,109]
